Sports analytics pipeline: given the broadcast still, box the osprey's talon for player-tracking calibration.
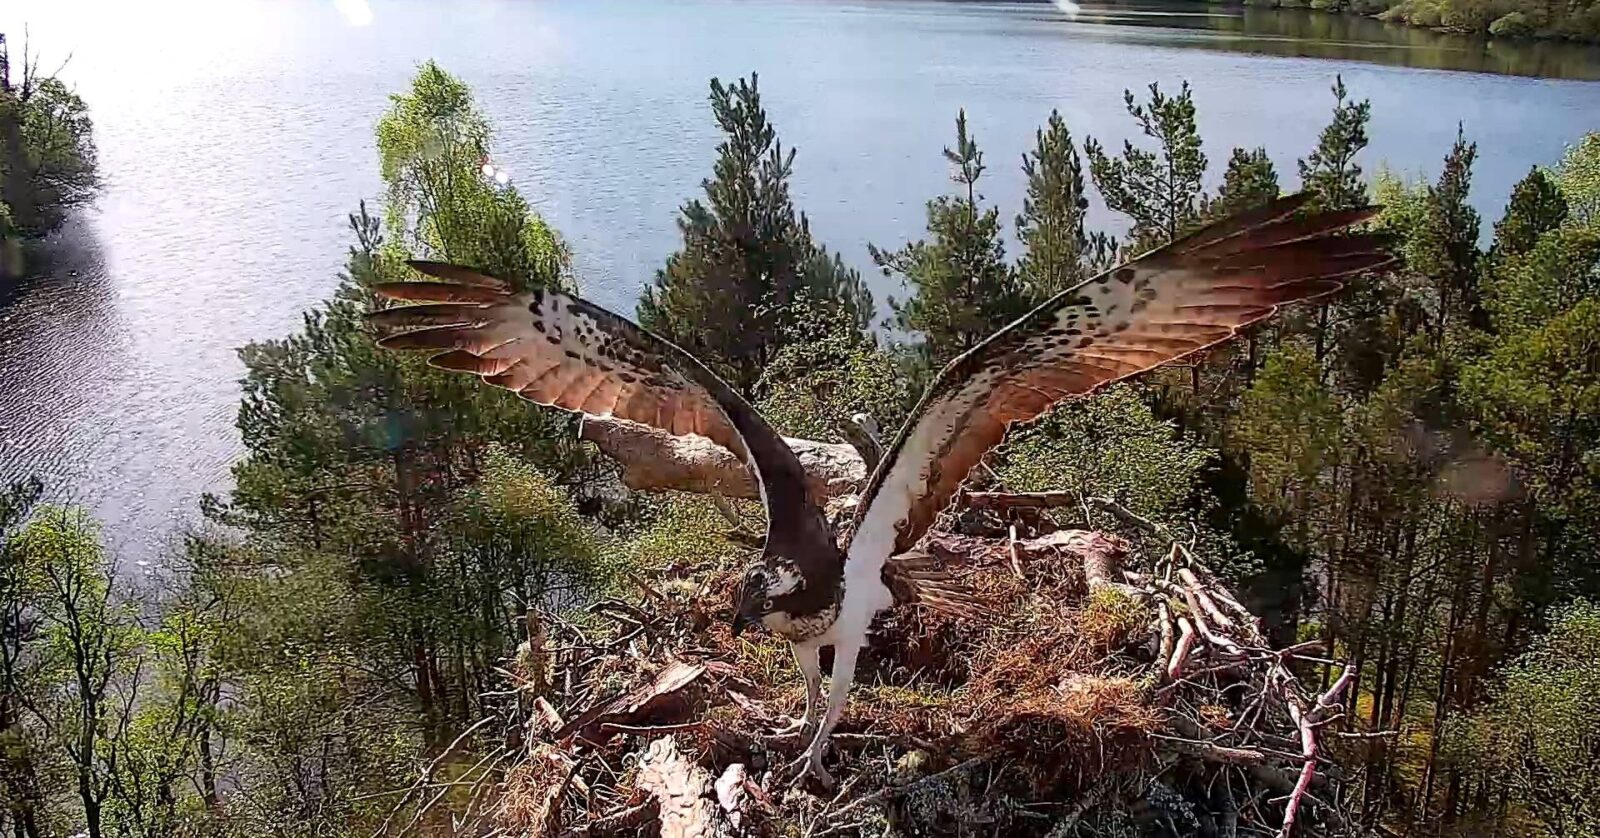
[780,751,835,792]
[769,714,813,739]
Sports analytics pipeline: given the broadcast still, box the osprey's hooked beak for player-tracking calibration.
[731,593,763,637]
[731,570,766,638]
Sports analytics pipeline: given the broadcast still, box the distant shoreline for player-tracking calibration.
[1176,0,1600,44]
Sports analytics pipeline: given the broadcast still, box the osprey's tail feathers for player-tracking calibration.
[882,552,992,621]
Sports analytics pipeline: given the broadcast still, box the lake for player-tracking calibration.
[2,0,1598,562]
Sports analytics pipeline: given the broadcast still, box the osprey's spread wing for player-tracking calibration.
[848,194,1392,564]
[368,261,833,561]
[371,262,741,451]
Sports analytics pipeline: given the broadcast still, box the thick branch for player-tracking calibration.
[578,416,866,500]
[1026,529,1131,592]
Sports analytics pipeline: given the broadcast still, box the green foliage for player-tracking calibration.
[0,52,99,239]
[1086,82,1207,249]
[191,62,631,833]
[1209,147,1281,217]
[448,445,617,602]
[1015,110,1114,301]
[1487,10,1534,36]
[101,594,227,838]
[0,478,50,837]
[638,74,872,395]
[1376,164,1445,271]
[376,61,568,289]
[997,385,1215,521]
[1446,600,1600,837]
[1492,166,1570,262]
[874,110,1031,372]
[209,543,413,837]
[1462,298,1600,521]
[1553,133,1600,226]
[1078,586,1151,651]
[1230,343,1343,508]
[611,493,745,575]
[1297,76,1371,212]
[1377,0,1600,42]
[7,507,146,838]
[755,296,915,442]
[1382,130,1483,335]
[1485,224,1600,334]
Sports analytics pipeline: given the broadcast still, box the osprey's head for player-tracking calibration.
[729,561,805,637]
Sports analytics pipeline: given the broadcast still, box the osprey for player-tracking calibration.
[366,193,1390,787]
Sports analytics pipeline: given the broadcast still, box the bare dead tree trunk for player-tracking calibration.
[578,416,866,500]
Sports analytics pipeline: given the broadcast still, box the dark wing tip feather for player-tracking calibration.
[427,349,515,375]
[1177,191,1315,251]
[405,260,512,291]
[365,303,488,332]
[1182,196,1384,259]
[374,327,469,351]
[371,282,508,305]
[1201,206,1382,257]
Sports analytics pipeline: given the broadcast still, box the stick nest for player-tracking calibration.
[418,501,1364,838]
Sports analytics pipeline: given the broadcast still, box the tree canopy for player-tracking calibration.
[638,74,873,395]
[5,55,1600,838]
[0,34,98,278]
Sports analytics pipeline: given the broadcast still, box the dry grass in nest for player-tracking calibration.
[976,674,1163,792]
[496,744,578,836]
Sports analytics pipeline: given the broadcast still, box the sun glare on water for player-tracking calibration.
[334,0,375,27]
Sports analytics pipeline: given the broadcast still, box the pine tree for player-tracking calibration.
[1445,601,1600,837]
[1298,76,1371,212]
[1428,127,1485,333]
[1015,110,1113,301]
[871,110,1029,371]
[1211,147,1281,216]
[1085,82,1207,248]
[637,74,873,395]
[1491,166,1569,262]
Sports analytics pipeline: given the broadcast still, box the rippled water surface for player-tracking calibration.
[2,0,1598,560]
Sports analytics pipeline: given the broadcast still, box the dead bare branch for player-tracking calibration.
[578,415,865,500]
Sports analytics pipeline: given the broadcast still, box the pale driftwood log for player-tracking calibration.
[634,737,728,838]
[578,416,866,500]
[1025,529,1145,596]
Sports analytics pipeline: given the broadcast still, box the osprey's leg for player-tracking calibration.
[787,639,861,789]
[773,642,821,738]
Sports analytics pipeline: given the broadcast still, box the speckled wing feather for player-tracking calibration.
[850,194,1393,564]
[368,261,741,452]
[367,261,838,572]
